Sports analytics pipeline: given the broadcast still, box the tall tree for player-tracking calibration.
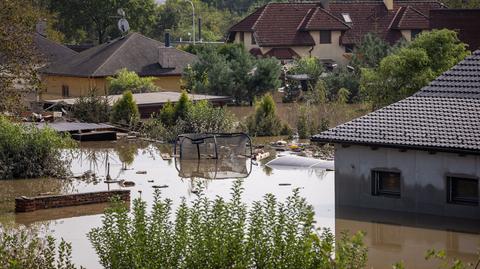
[0,0,43,113]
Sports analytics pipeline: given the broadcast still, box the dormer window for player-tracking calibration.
[342,13,352,23]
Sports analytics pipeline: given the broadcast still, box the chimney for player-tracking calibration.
[383,0,393,10]
[319,0,329,9]
[164,31,171,48]
[36,20,47,37]
[159,47,173,68]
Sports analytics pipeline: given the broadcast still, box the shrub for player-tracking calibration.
[185,100,234,133]
[289,57,325,90]
[72,88,110,123]
[89,180,367,269]
[159,101,175,127]
[0,225,80,269]
[297,105,312,139]
[174,91,193,121]
[246,94,283,136]
[108,68,159,94]
[110,91,140,126]
[0,117,75,179]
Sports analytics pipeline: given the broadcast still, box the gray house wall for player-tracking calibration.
[334,144,480,219]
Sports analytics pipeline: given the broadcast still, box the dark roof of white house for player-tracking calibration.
[34,33,78,64]
[311,50,480,154]
[41,32,197,78]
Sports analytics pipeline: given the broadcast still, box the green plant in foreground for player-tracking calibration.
[110,90,140,126]
[0,225,81,269]
[89,180,368,269]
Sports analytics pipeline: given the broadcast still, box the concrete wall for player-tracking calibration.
[15,190,130,212]
[41,74,183,99]
[334,144,480,219]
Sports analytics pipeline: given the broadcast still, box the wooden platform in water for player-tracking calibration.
[71,131,117,141]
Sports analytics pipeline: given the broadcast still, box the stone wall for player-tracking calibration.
[15,190,130,213]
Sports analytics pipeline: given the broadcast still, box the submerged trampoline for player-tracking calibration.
[174,133,253,179]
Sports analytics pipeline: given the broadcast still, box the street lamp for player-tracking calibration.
[184,0,195,45]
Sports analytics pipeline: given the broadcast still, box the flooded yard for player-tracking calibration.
[0,140,479,268]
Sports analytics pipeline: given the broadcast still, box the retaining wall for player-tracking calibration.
[15,190,130,212]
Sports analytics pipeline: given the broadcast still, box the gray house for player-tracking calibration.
[312,51,480,220]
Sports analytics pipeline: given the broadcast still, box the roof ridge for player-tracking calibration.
[91,33,136,77]
[318,7,352,29]
[405,5,429,18]
[229,4,266,32]
[252,3,269,30]
[300,7,317,30]
[388,6,404,29]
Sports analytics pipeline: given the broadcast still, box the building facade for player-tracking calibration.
[312,51,480,219]
[228,0,444,64]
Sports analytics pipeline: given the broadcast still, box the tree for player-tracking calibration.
[72,88,110,123]
[108,68,159,94]
[289,57,325,90]
[246,93,284,136]
[174,91,193,121]
[110,90,140,125]
[0,0,42,113]
[351,32,392,69]
[159,100,175,126]
[441,0,480,8]
[360,29,469,109]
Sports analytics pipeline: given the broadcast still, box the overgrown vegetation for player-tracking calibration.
[0,117,75,180]
[89,180,368,269]
[72,89,110,123]
[141,92,235,142]
[0,225,80,269]
[360,29,469,109]
[296,105,329,139]
[110,90,140,126]
[108,69,159,95]
[182,44,281,104]
[246,94,291,136]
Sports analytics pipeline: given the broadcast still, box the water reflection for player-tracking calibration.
[175,157,252,180]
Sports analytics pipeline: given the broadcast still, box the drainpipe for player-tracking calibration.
[309,46,314,57]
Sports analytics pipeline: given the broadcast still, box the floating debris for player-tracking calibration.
[161,153,172,160]
[152,185,169,189]
[253,151,270,161]
[120,180,136,187]
[104,180,121,184]
[279,183,292,186]
[136,171,147,174]
[147,180,154,183]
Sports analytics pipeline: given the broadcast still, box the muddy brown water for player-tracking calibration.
[0,140,478,268]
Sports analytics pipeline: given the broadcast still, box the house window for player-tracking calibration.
[345,44,354,53]
[61,85,69,97]
[411,29,422,39]
[251,33,256,45]
[447,176,479,206]
[320,30,331,44]
[239,32,244,43]
[341,13,352,23]
[371,170,401,198]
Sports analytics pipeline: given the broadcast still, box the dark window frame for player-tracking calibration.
[446,176,479,206]
[345,44,354,53]
[319,30,332,44]
[251,33,256,45]
[61,85,69,98]
[371,170,401,198]
[411,29,422,39]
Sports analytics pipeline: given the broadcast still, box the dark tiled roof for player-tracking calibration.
[430,9,480,51]
[264,48,299,59]
[390,6,430,30]
[34,33,78,64]
[228,1,444,47]
[41,32,197,77]
[312,51,480,154]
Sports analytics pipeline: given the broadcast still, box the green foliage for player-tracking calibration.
[183,44,281,104]
[323,67,360,102]
[0,117,75,179]
[174,91,193,121]
[296,105,330,139]
[440,0,480,8]
[425,249,480,269]
[247,94,284,136]
[185,100,235,133]
[0,225,80,269]
[336,88,351,104]
[89,180,367,269]
[110,90,140,126]
[159,101,176,127]
[304,80,327,105]
[289,57,325,90]
[108,69,159,95]
[351,33,392,69]
[72,89,110,123]
[360,29,469,109]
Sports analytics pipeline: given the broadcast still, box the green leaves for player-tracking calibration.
[108,69,159,95]
[110,90,140,126]
[89,180,368,269]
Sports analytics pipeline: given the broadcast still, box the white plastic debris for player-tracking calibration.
[266,155,334,170]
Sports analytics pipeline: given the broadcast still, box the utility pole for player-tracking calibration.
[185,0,195,45]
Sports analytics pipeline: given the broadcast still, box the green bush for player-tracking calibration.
[89,180,367,269]
[110,91,140,126]
[159,101,175,127]
[185,100,234,133]
[72,89,110,123]
[174,91,193,121]
[108,68,159,94]
[0,117,75,179]
[0,225,80,269]
[247,94,284,136]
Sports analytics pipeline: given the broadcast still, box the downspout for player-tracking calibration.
[308,46,314,57]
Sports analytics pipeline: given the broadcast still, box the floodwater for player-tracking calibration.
[0,140,478,268]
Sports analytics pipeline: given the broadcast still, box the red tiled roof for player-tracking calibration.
[390,6,430,29]
[264,48,299,60]
[228,1,444,47]
[430,9,480,50]
[249,48,263,58]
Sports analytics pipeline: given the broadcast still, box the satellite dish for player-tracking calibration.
[118,18,130,34]
[117,8,126,17]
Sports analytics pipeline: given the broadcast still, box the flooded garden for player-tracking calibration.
[0,139,479,268]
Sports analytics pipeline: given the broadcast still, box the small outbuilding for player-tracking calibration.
[312,51,480,219]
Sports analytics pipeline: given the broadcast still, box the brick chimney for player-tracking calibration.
[383,0,394,10]
[319,0,329,9]
[159,47,174,69]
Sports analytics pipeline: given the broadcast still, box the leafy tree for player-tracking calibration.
[110,90,140,125]
[72,88,110,123]
[88,179,368,268]
[289,57,325,90]
[323,67,360,102]
[108,68,159,94]
[159,100,176,126]
[0,0,43,113]
[174,91,193,121]
[351,33,392,69]
[185,100,234,133]
[441,0,480,8]
[336,88,351,104]
[360,29,469,109]
[246,94,284,136]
